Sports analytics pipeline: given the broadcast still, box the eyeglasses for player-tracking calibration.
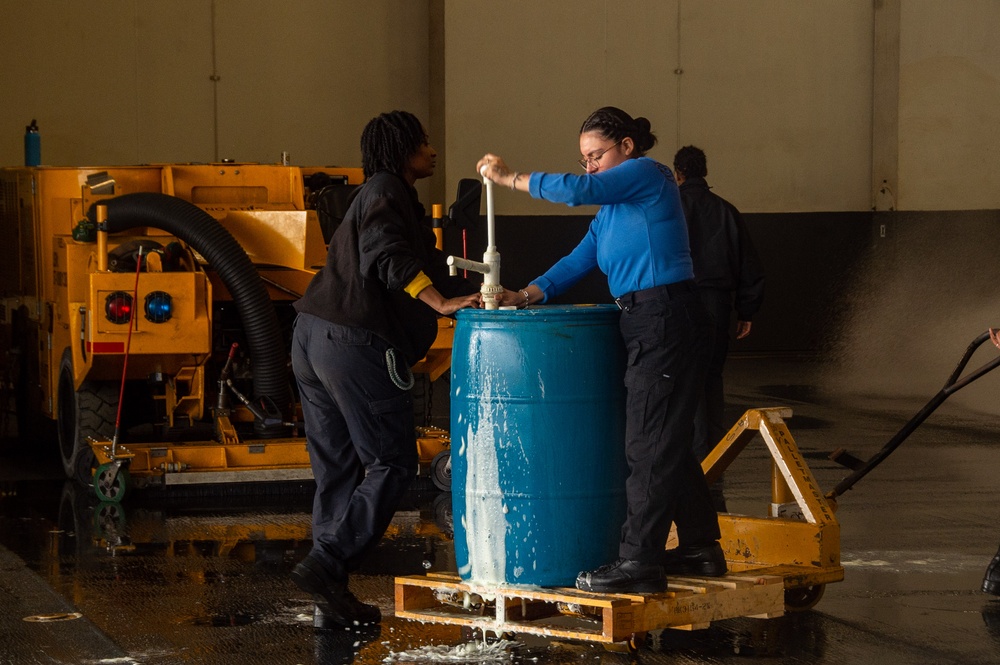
[578,140,623,170]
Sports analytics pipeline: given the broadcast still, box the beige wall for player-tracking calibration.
[1,1,997,213]
[0,1,429,170]
[898,0,1000,210]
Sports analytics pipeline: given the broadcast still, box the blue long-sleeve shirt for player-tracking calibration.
[527,157,693,300]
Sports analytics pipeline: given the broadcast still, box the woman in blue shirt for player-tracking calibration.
[477,106,726,593]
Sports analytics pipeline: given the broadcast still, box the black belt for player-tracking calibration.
[614,280,697,311]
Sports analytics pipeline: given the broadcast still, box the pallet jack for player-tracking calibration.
[395,329,1000,652]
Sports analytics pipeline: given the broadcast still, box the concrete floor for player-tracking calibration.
[2,354,1000,664]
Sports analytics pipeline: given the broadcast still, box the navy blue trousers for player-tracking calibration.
[616,283,720,562]
[291,313,417,576]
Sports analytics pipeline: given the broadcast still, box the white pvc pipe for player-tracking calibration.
[477,166,502,309]
[482,168,496,251]
[448,255,490,274]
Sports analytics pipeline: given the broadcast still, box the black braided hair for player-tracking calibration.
[673,145,708,179]
[579,106,657,156]
[360,110,426,180]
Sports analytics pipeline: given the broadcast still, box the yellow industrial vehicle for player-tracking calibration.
[0,163,457,500]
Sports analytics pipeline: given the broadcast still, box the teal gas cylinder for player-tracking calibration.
[451,305,628,587]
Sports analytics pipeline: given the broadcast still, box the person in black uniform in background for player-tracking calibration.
[290,111,481,628]
[673,146,765,513]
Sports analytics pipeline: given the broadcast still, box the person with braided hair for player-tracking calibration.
[291,111,481,628]
[476,106,725,594]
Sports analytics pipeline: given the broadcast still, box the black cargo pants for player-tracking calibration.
[291,312,418,577]
[615,281,720,563]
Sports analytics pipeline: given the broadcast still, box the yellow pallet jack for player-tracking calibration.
[396,329,1000,652]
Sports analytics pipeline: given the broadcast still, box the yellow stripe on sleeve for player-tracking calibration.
[404,271,432,299]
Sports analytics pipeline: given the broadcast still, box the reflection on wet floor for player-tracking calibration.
[0,474,474,664]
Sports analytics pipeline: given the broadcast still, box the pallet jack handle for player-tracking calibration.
[826,329,1000,501]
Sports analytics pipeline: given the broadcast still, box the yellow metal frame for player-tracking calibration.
[695,407,844,592]
[89,421,452,489]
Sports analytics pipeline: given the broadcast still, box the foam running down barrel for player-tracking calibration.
[451,305,628,587]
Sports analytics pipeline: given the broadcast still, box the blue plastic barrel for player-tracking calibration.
[451,305,628,587]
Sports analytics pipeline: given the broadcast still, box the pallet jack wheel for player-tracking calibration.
[784,584,825,612]
[603,632,646,655]
[93,462,130,503]
[431,450,452,491]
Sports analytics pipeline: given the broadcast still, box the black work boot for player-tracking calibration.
[661,541,728,577]
[314,592,381,629]
[983,544,1000,595]
[575,557,666,594]
[291,553,355,625]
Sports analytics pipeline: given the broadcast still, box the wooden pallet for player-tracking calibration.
[395,571,784,644]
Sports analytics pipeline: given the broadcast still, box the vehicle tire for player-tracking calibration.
[57,349,117,486]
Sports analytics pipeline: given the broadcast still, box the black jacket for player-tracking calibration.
[295,171,474,364]
[679,177,765,321]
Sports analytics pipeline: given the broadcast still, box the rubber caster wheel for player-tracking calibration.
[784,584,825,611]
[93,463,130,503]
[431,450,451,491]
[604,632,646,655]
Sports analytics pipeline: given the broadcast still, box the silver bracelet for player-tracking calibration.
[519,289,530,308]
[509,172,520,191]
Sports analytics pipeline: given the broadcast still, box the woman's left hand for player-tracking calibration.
[990,327,1000,350]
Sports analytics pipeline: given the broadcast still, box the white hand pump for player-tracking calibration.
[447,166,503,309]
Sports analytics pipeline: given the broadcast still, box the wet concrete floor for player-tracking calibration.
[2,354,1000,664]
